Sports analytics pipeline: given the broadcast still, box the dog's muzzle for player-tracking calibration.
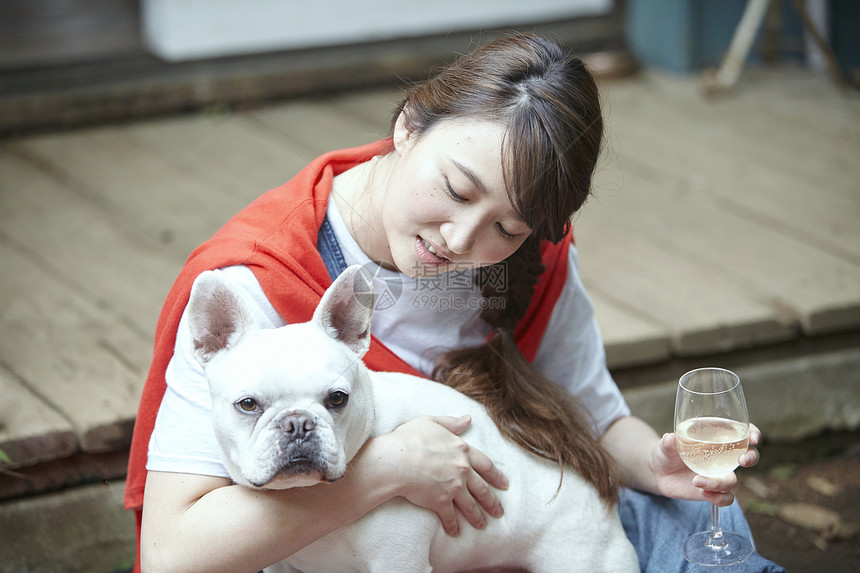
[249,410,335,487]
[279,411,316,439]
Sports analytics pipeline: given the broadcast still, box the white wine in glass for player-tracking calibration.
[674,368,754,566]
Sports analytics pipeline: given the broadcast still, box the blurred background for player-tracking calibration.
[0,1,858,571]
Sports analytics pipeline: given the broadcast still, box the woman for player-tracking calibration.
[127,34,783,572]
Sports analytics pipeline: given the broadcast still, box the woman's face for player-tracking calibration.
[374,116,532,278]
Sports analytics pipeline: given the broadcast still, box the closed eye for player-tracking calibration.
[497,222,520,241]
[444,176,468,202]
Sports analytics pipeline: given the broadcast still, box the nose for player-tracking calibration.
[440,220,477,255]
[279,412,316,440]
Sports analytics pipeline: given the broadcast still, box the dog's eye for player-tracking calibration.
[236,398,258,413]
[328,391,348,409]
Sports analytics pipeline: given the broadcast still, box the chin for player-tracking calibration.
[260,470,325,490]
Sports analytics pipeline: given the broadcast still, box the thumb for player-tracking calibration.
[660,432,677,456]
[430,414,472,435]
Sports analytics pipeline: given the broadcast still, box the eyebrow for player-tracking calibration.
[450,159,487,194]
[450,159,529,228]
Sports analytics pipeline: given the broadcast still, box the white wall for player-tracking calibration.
[142,0,613,62]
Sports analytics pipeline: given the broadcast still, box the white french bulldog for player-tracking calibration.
[187,265,639,573]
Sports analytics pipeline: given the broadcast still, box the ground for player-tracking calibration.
[734,431,860,572]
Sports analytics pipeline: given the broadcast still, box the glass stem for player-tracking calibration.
[707,504,728,549]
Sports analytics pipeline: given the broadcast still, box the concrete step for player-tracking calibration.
[0,480,134,573]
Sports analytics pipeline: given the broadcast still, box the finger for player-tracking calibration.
[702,489,736,507]
[659,433,683,464]
[467,469,504,519]
[454,488,488,530]
[660,432,676,453]
[429,414,472,435]
[437,503,461,537]
[468,448,509,492]
[739,445,759,467]
[748,423,762,446]
[692,473,737,492]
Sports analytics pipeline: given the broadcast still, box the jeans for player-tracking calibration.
[318,215,348,279]
[619,489,785,572]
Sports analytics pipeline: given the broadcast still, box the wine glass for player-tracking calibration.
[674,367,754,566]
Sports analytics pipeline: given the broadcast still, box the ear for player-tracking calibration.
[187,271,258,366]
[313,265,374,357]
[392,106,414,155]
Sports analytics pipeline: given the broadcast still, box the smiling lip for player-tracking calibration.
[415,236,450,265]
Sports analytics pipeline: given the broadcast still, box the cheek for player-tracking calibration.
[393,157,447,214]
[401,188,446,223]
[477,249,514,267]
[472,236,527,267]
[387,169,422,209]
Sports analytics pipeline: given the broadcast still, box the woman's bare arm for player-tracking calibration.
[141,415,507,573]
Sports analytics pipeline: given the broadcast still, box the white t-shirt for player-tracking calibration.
[147,200,630,478]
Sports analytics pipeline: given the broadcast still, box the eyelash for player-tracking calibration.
[497,223,517,241]
[444,176,518,242]
[444,177,467,202]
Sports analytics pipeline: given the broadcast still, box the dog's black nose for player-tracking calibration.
[280,413,315,439]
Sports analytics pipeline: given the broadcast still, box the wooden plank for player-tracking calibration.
[8,126,250,262]
[120,111,309,202]
[118,92,397,234]
[606,98,860,210]
[328,87,404,135]
[588,290,672,369]
[617,71,860,188]
[582,157,860,336]
[0,153,178,337]
[0,236,146,453]
[609,127,860,266]
[576,214,798,356]
[600,73,860,263]
[0,364,77,469]
[730,68,860,143]
[252,97,389,157]
[0,450,129,502]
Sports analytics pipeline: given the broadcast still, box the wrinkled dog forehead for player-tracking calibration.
[214,324,361,395]
[258,323,362,378]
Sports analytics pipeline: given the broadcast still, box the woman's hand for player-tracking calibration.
[650,423,761,507]
[366,414,508,536]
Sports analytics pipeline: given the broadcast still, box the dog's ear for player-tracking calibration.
[314,265,374,357]
[187,271,258,366]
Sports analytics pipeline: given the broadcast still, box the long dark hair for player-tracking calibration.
[395,34,619,505]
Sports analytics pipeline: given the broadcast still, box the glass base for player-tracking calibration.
[681,530,754,567]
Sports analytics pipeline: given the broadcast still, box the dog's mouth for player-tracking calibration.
[277,451,334,480]
[248,456,325,488]
[245,427,343,488]
[283,455,345,483]
[280,455,319,476]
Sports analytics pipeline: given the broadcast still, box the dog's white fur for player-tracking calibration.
[188,265,638,573]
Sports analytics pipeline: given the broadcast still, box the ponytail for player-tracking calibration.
[434,238,621,505]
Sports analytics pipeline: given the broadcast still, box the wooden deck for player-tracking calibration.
[1,65,859,497]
